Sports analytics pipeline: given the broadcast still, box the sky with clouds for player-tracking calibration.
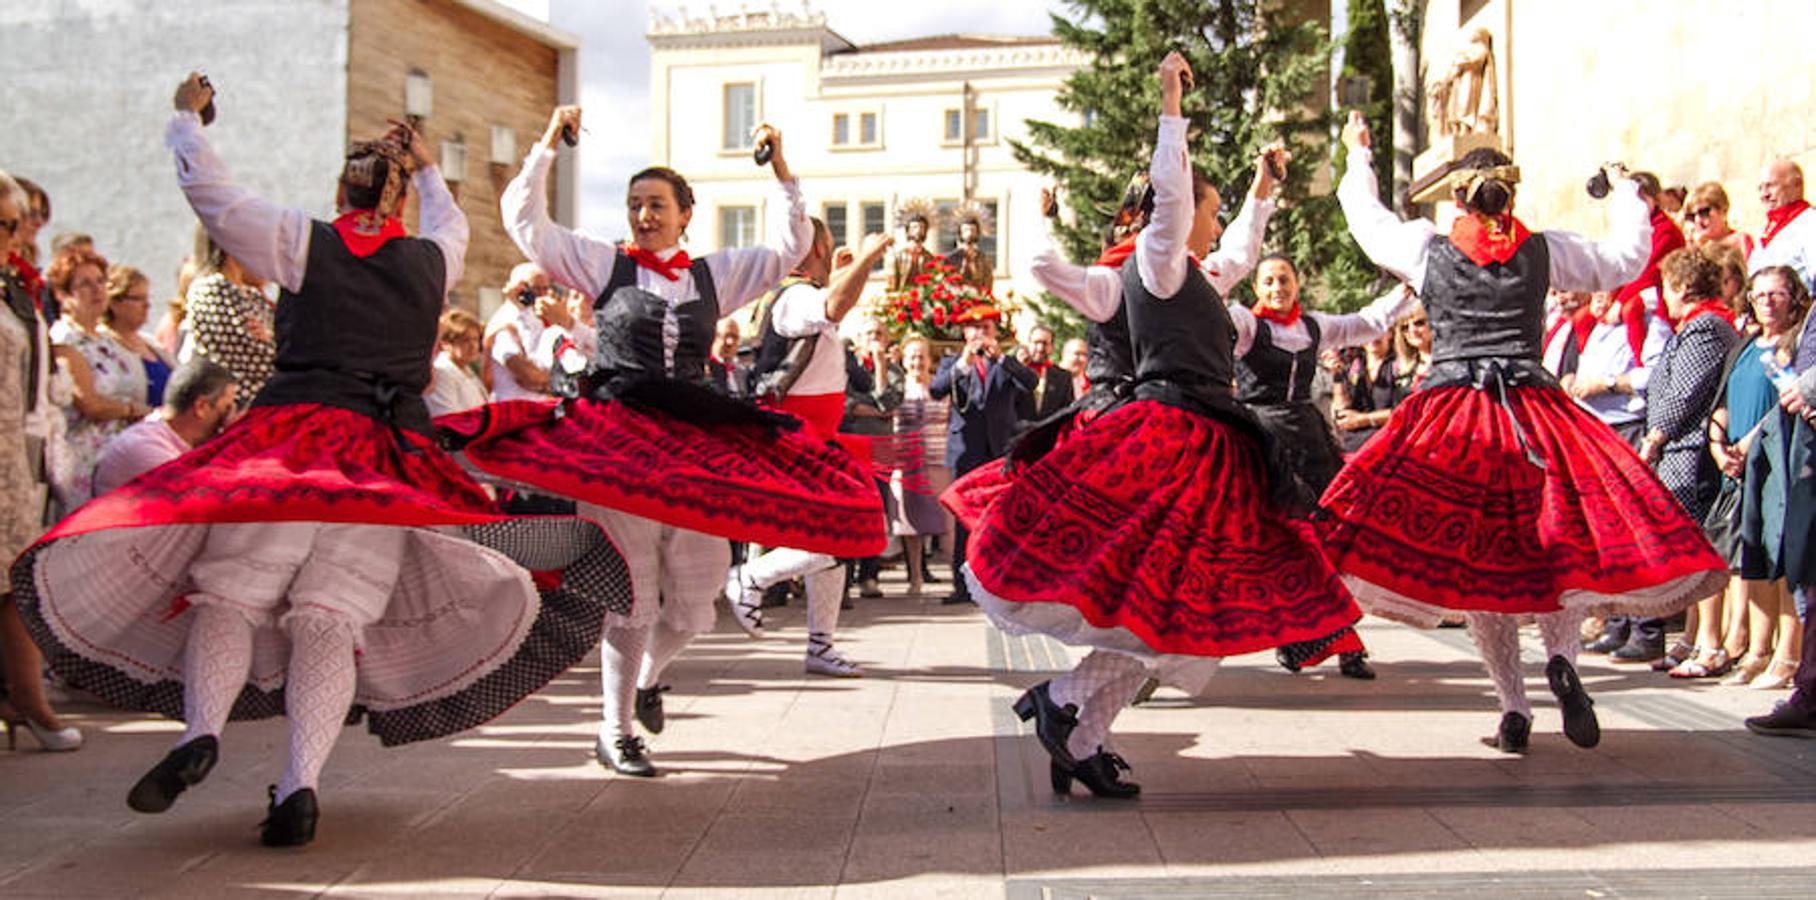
[534,1,1064,238]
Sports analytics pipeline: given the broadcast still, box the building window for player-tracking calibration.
[972,108,992,142]
[860,112,878,145]
[833,111,881,149]
[824,203,849,249]
[861,202,886,270]
[832,113,851,146]
[944,108,992,144]
[935,199,1000,262]
[944,109,962,142]
[723,83,756,151]
[719,206,756,249]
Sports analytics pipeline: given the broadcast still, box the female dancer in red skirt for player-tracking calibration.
[948,54,1360,798]
[1323,111,1727,752]
[10,75,628,846]
[442,106,882,777]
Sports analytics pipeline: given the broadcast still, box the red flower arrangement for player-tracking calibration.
[878,258,995,341]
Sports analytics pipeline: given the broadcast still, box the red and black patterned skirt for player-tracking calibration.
[1316,384,1727,625]
[439,397,885,558]
[947,399,1360,658]
[10,403,629,746]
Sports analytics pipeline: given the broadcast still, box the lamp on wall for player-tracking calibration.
[490,126,517,165]
[404,70,433,119]
[440,140,468,184]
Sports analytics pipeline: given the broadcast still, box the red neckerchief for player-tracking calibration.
[1254,303,1302,328]
[1762,200,1811,248]
[623,245,691,281]
[1447,213,1533,266]
[1029,360,1051,376]
[1579,296,1651,365]
[1094,234,1138,268]
[861,355,876,372]
[1677,298,1736,330]
[6,252,43,299]
[332,210,405,258]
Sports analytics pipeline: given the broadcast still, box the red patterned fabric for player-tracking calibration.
[43,404,502,541]
[440,397,885,557]
[950,400,1359,657]
[1316,384,1725,617]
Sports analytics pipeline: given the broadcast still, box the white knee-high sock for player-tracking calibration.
[1466,612,1530,717]
[275,615,358,803]
[600,624,651,740]
[181,602,255,746]
[638,620,693,690]
[804,567,844,656]
[741,547,836,591]
[1049,650,1149,761]
[1536,609,1585,666]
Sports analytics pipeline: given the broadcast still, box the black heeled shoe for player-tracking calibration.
[1338,651,1377,680]
[635,685,669,735]
[596,734,657,777]
[1050,748,1140,798]
[127,735,219,813]
[1480,710,1531,754]
[260,785,318,847]
[1547,655,1600,748]
[1012,681,1079,769]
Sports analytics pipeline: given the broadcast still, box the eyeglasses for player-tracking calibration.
[1686,206,1720,220]
[1750,289,1793,303]
[113,292,151,304]
[1402,318,1429,330]
[0,218,17,235]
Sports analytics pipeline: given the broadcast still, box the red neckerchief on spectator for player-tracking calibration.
[1676,298,1735,330]
[861,355,876,372]
[1448,213,1532,266]
[6,252,44,305]
[1615,209,1687,323]
[1095,234,1138,268]
[1762,200,1811,247]
[1617,295,1652,366]
[624,245,691,281]
[1029,360,1051,375]
[1254,302,1302,328]
[332,210,405,258]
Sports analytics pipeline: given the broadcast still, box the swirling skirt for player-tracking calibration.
[1316,384,1727,626]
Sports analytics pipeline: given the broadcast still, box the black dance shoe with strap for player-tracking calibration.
[597,734,657,777]
[260,786,319,847]
[1480,710,1531,754]
[635,685,669,735]
[127,735,219,813]
[1012,681,1080,770]
[1547,655,1601,748]
[1051,748,1141,798]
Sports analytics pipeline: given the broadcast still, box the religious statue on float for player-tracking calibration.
[1426,26,1498,140]
[888,197,938,292]
[944,199,994,292]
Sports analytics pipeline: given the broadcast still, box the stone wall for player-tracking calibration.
[0,0,350,308]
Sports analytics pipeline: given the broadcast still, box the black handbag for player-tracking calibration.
[1701,474,1745,566]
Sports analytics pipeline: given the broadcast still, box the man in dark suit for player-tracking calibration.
[931,304,1037,604]
[1017,323,1075,423]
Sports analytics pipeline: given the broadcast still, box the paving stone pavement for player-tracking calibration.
[4,564,1815,898]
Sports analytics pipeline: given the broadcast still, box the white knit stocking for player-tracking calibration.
[180,601,254,747]
[638,620,693,690]
[1050,650,1149,761]
[1537,609,1585,666]
[1466,612,1530,717]
[600,624,651,740]
[275,615,358,803]
[804,567,844,655]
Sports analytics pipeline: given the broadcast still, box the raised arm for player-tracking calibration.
[1313,283,1419,351]
[166,74,311,294]
[1544,172,1654,292]
[1134,54,1194,299]
[708,122,814,314]
[1203,143,1285,296]
[1336,112,1435,287]
[1030,190,1122,322]
[502,106,620,298]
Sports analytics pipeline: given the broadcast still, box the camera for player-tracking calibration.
[515,286,537,307]
[753,138,773,167]
[198,75,216,126]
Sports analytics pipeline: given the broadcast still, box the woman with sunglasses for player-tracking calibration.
[1683,182,1756,261]
[1324,111,1726,754]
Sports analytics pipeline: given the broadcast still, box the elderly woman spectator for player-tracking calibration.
[184,222,274,409]
[104,265,176,406]
[0,170,81,751]
[890,334,953,596]
[48,247,151,508]
[1684,181,1757,261]
[425,308,488,416]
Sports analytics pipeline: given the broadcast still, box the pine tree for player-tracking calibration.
[1013,0,1386,310]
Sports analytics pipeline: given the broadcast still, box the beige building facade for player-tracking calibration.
[646,4,1084,325]
[1407,0,1816,235]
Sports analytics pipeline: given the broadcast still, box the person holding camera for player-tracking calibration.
[1320,110,1727,755]
[443,104,883,778]
[483,262,577,401]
